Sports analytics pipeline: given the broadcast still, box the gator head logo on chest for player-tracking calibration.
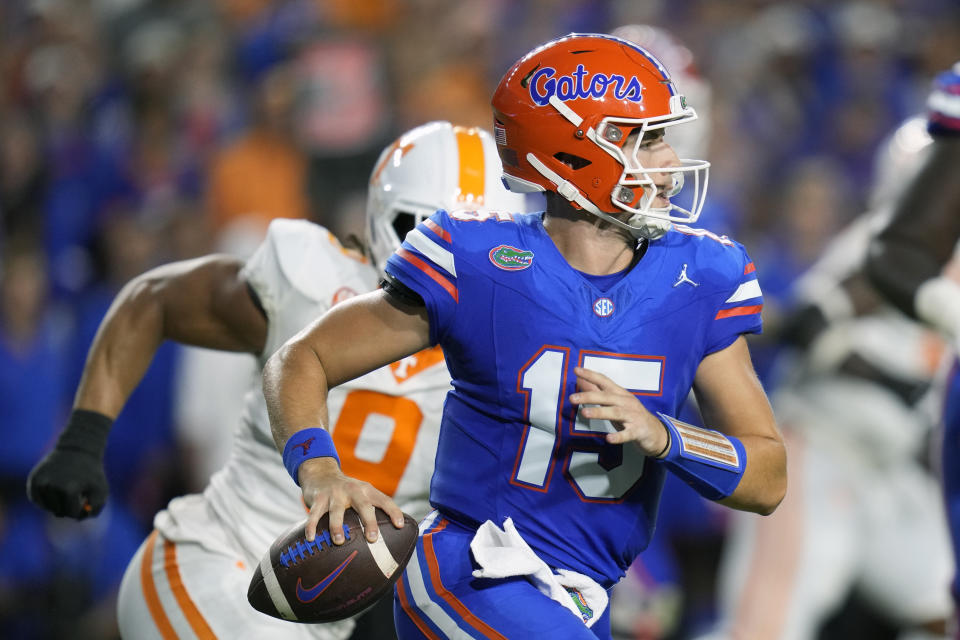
[489,245,535,271]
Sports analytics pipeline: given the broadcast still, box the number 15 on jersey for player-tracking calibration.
[511,347,665,502]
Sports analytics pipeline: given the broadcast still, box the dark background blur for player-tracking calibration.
[1,0,957,638]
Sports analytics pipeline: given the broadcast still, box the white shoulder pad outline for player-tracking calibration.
[263,218,369,304]
[672,224,734,247]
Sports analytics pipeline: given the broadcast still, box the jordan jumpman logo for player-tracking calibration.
[673,263,699,288]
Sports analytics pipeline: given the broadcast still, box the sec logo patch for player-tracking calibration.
[593,297,614,317]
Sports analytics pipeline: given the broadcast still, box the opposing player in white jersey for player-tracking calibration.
[699,117,954,640]
[25,121,527,639]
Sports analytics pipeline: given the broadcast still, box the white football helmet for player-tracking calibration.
[366,121,528,273]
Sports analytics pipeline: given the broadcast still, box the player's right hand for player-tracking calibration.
[26,448,109,519]
[569,366,670,457]
[298,457,405,545]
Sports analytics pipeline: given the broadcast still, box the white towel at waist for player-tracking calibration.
[468,517,608,628]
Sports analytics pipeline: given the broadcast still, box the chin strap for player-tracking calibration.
[525,153,670,241]
[625,213,673,241]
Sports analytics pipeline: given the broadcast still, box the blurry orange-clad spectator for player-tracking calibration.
[320,0,401,32]
[399,61,494,131]
[205,62,308,234]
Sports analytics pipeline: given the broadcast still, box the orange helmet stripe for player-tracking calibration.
[370,139,415,186]
[453,126,485,204]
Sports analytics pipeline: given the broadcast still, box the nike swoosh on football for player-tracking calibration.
[295,550,359,603]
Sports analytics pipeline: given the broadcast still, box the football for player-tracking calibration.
[247,508,418,623]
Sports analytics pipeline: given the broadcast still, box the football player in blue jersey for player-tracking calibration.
[867,62,960,631]
[262,33,787,639]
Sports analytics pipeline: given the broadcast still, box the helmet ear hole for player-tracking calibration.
[553,152,592,170]
[391,211,418,242]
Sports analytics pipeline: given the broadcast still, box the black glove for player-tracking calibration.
[27,409,112,519]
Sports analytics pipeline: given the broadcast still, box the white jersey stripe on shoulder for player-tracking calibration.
[260,549,297,621]
[929,90,960,118]
[406,229,457,277]
[725,279,762,304]
[405,548,474,639]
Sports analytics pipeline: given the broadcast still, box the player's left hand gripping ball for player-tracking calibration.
[248,508,418,623]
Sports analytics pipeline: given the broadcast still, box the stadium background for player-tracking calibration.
[1,0,957,638]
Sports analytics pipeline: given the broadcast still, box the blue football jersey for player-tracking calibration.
[384,210,763,586]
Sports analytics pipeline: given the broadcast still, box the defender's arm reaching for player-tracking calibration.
[27,256,267,518]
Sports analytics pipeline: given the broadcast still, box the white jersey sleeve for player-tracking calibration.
[241,218,377,363]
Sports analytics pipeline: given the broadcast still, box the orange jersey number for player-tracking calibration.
[331,390,424,497]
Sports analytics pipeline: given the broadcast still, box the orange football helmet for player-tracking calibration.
[492,33,709,239]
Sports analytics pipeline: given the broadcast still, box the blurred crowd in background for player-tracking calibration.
[1,0,958,638]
